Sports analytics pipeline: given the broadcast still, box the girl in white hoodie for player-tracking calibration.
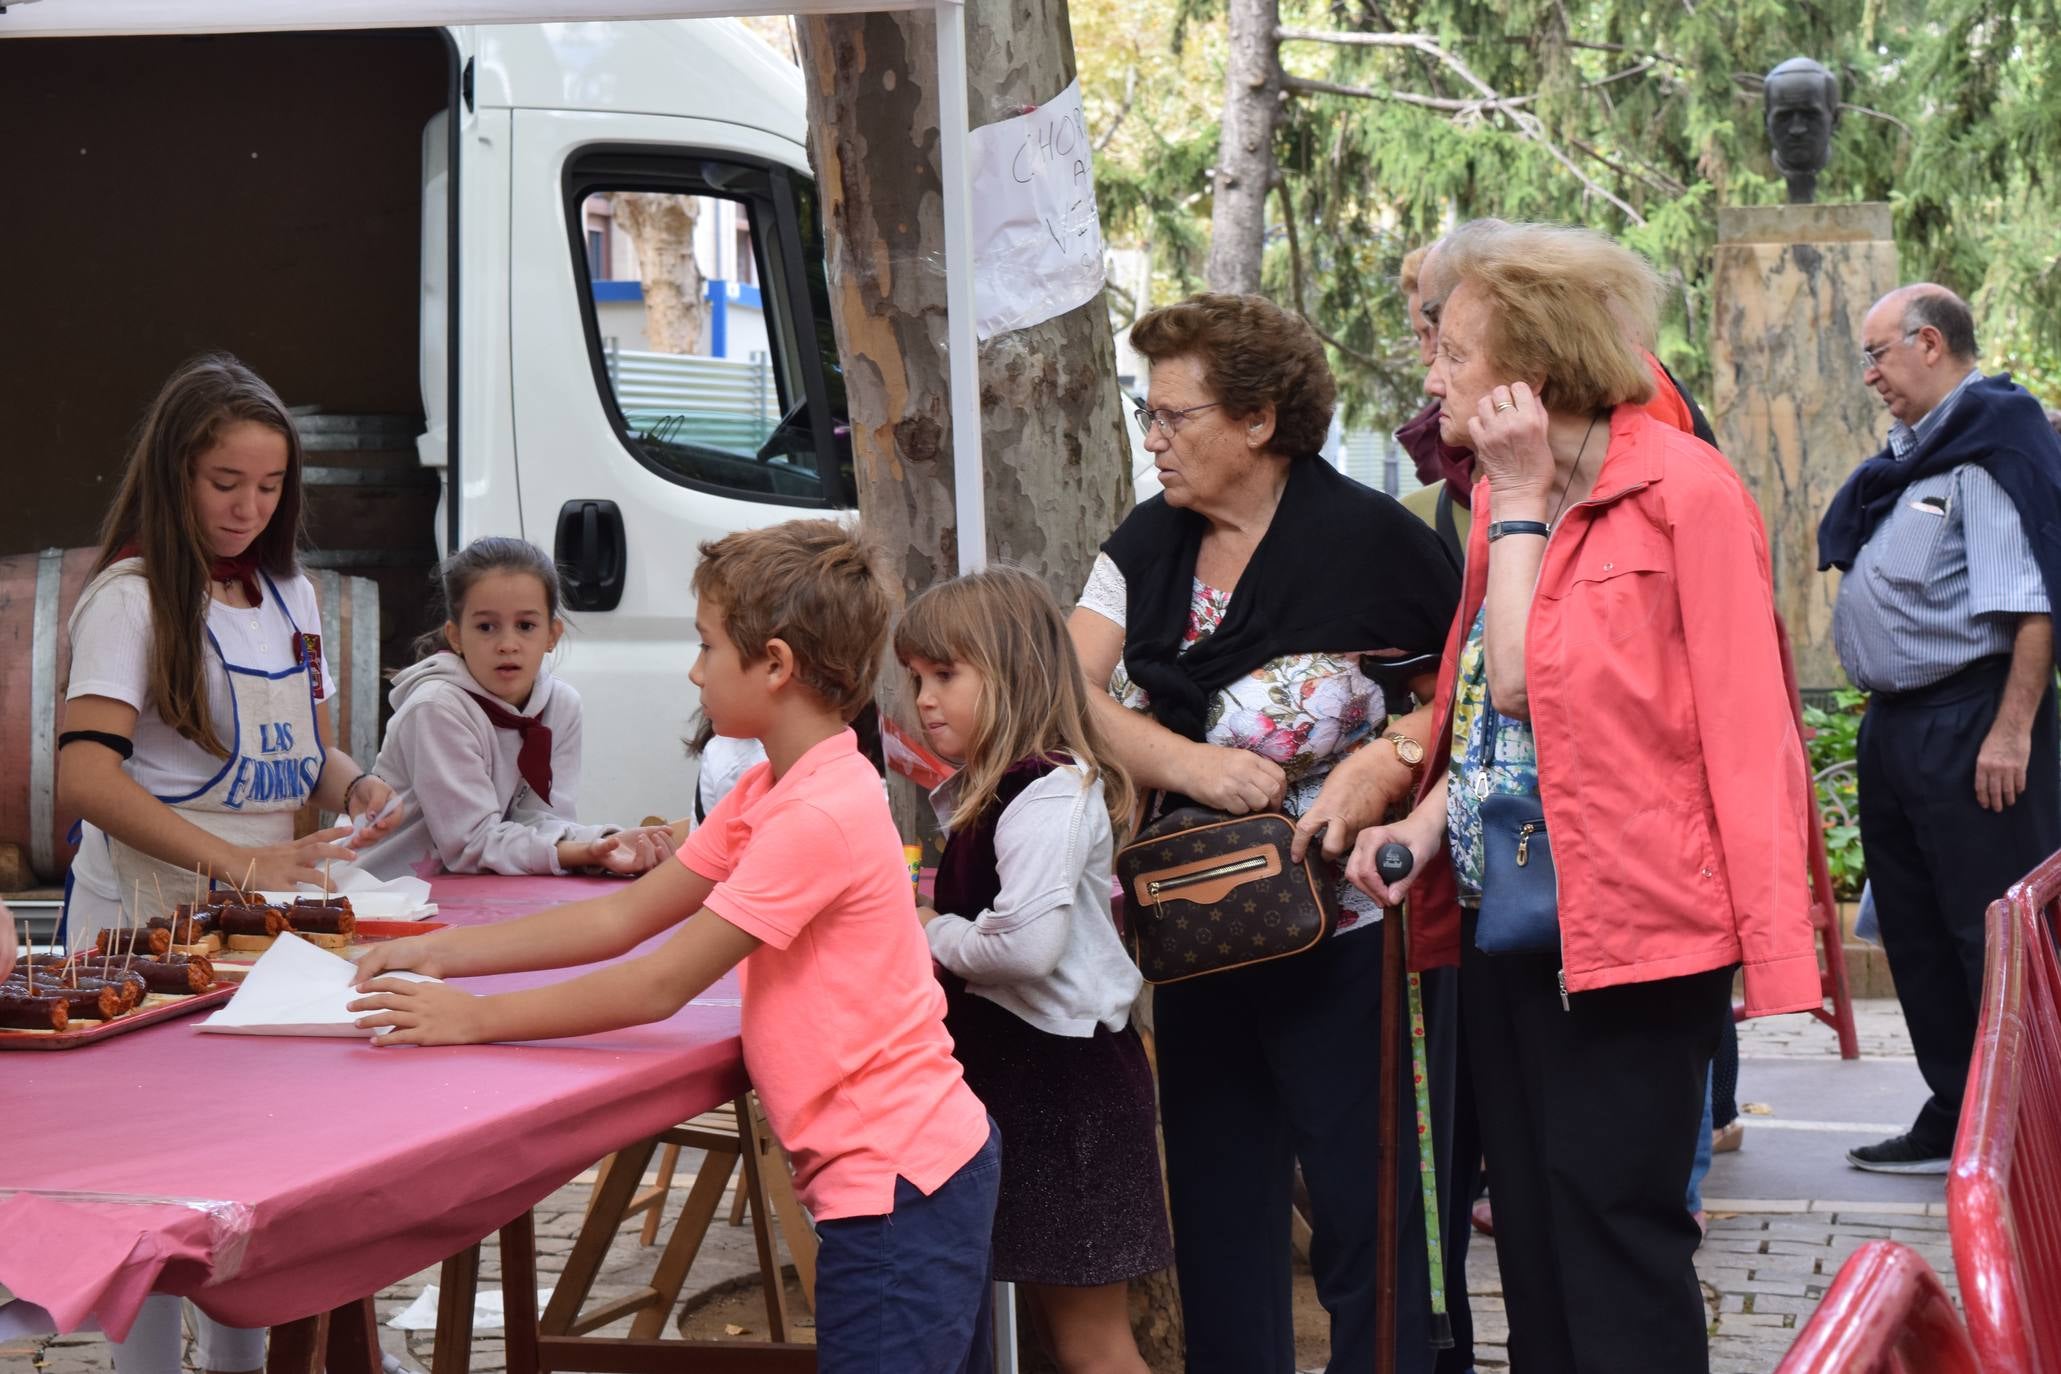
[357,538,669,879]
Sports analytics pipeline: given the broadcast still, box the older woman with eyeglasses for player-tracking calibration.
[1069,293,1460,1373]
[1348,221,1820,1374]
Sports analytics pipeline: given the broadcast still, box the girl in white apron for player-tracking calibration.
[55,353,401,1374]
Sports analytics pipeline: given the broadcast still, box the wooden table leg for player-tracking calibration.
[626,1143,739,1339]
[542,1136,659,1336]
[736,1099,789,1343]
[265,1313,325,1374]
[744,1097,818,1312]
[500,1210,541,1374]
[324,1296,384,1374]
[434,1241,483,1374]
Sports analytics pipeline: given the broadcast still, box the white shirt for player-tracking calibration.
[64,564,335,904]
[923,762,1143,1037]
[67,566,335,797]
[356,652,617,878]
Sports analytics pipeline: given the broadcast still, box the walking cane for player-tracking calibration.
[1374,842,1413,1374]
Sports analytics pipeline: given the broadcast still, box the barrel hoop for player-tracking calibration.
[30,548,64,876]
[349,578,381,764]
[316,569,343,769]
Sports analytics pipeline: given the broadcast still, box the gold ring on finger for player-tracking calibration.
[1494,401,1516,413]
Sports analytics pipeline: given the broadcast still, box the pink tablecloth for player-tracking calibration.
[0,875,746,1339]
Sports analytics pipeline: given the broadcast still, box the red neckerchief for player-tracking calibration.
[464,692,554,804]
[115,543,265,608]
[1394,401,1477,509]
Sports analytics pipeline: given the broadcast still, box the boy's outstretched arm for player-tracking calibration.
[349,905,761,1046]
[354,859,717,984]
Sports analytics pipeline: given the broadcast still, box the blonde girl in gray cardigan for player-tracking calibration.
[357,538,671,879]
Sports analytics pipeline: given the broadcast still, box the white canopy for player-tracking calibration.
[0,0,990,574]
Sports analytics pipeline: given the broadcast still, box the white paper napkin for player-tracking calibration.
[259,867,435,918]
[384,1284,555,1333]
[198,931,439,1038]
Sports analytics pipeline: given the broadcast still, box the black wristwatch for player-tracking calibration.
[1486,520,1551,543]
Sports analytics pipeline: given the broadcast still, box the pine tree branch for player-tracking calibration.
[1283,73,1534,113]
[1273,177,1390,374]
[1096,64,1138,154]
[1569,134,1687,197]
[1276,34,1652,226]
[1838,103,1916,139]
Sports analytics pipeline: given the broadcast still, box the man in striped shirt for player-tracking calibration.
[1820,284,2061,1174]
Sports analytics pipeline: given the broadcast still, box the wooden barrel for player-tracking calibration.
[0,547,103,887]
[0,548,382,884]
[294,569,384,838]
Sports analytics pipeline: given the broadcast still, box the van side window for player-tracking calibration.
[568,153,850,506]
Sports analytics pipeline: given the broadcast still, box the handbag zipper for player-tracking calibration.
[1147,854,1269,900]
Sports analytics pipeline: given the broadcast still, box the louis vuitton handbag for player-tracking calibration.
[1115,805,1340,985]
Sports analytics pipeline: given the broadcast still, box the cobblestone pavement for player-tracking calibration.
[8,1001,1939,1374]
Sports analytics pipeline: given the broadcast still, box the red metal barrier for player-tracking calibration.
[1754,618,1860,1058]
[1947,851,2061,1373]
[1775,1240,1978,1374]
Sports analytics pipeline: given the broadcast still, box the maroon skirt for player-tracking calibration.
[942,976,1175,1286]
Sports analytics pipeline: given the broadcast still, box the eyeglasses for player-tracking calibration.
[1860,330,1921,374]
[1131,400,1222,438]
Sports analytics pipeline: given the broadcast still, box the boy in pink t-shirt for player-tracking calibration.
[353,520,998,1372]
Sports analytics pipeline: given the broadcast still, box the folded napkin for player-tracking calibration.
[199,932,438,1038]
[259,866,434,918]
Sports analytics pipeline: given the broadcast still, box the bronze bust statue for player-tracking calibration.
[1764,57,1841,204]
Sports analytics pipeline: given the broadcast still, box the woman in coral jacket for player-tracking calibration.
[1349,220,1819,1374]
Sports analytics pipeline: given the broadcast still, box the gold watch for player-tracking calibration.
[1387,732,1426,773]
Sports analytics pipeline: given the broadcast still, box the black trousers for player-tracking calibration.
[1462,911,1727,1374]
[1857,659,2061,1152]
[1156,923,1433,1374]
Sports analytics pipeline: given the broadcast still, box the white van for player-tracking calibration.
[0,18,849,830]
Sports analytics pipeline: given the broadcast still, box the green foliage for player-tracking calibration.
[1080,0,2061,426]
[1802,688,1868,899]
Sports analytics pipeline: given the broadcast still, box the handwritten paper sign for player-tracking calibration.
[967,78,1107,340]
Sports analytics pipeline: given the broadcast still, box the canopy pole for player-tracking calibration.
[935,0,985,576]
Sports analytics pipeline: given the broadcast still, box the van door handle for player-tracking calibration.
[555,499,626,611]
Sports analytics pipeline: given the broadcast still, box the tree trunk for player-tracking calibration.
[798,6,1176,1368]
[1206,0,1282,293]
[611,191,708,354]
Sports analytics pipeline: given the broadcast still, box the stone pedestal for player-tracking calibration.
[1711,203,1898,690]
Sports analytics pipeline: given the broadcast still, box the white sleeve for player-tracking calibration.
[1077,553,1127,630]
[66,573,155,709]
[924,773,1095,985]
[399,692,570,875]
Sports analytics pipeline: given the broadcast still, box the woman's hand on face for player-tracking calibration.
[1181,742,1288,815]
[1466,381,1555,501]
[245,826,358,890]
[1343,810,1445,907]
[1290,742,1418,863]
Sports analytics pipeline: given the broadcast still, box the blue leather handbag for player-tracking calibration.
[1472,689,1561,956]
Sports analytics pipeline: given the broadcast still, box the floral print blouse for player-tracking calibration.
[1079,553,1388,931]
[1445,605,1542,904]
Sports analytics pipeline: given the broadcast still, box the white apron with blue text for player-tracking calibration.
[71,563,326,945]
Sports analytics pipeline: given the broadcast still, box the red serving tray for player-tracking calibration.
[207,920,447,980]
[0,977,236,1052]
